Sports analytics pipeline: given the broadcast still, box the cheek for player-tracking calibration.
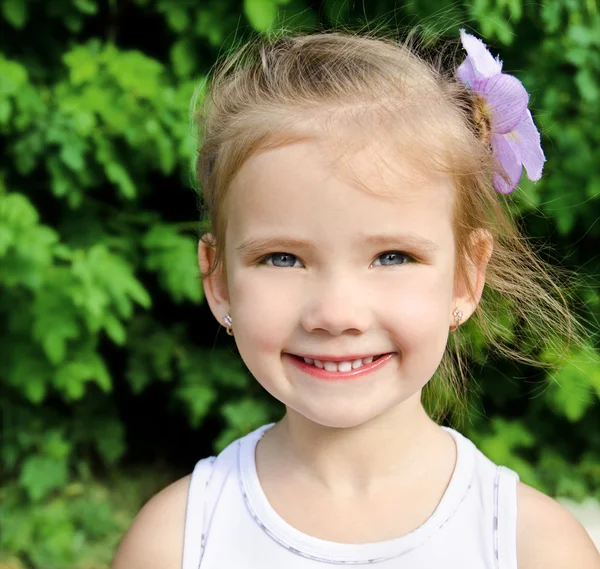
[228,270,300,352]
[379,267,454,351]
[380,265,454,316]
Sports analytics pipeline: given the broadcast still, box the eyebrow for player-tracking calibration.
[360,234,439,252]
[236,234,439,257]
[236,237,313,258]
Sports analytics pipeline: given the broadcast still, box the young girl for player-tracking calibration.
[113,30,600,569]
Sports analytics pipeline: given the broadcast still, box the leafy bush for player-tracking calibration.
[1,0,599,566]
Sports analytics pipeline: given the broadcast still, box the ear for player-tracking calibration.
[452,229,493,327]
[198,235,230,326]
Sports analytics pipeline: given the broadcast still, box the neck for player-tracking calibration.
[262,392,451,496]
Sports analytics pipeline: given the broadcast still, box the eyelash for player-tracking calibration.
[259,251,415,268]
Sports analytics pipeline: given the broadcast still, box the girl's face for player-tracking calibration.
[206,138,464,429]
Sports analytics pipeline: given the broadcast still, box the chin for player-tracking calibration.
[290,399,400,430]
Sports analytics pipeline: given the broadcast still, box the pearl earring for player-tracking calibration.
[450,308,464,332]
[223,313,233,336]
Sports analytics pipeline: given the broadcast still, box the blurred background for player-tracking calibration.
[1,0,600,567]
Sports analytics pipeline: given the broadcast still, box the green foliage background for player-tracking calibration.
[1,0,599,567]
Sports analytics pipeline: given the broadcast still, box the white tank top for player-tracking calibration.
[182,424,519,568]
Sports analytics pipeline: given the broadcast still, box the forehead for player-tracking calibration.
[226,137,455,246]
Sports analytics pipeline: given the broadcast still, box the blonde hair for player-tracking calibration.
[194,30,580,426]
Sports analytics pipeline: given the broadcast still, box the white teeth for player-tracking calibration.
[302,356,381,372]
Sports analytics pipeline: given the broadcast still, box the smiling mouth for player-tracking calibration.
[289,354,387,373]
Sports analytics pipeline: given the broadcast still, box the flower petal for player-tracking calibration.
[460,29,503,79]
[506,109,545,181]
[492,134,523,193]
[474,74,529,134]
[456,57,478,86]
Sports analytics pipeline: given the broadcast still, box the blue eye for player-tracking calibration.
[263,253,303,268]
[372,251,412,266]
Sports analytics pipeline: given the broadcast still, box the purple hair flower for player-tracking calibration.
[457,30,546,194]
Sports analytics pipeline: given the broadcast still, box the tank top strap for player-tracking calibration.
[182,444,236,569]
[494,465,520,569]
[182,425,274,569]
[182,456,215,569]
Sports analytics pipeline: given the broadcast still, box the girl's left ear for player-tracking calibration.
[198,236,230,323]
[452,229,493,326]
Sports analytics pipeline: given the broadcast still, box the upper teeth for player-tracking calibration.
[303,356,375,372]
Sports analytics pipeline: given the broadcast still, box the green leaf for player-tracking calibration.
[4,343,52,403]
[468,418,542,487]
[0,98,12,123]
[541,1,561,33]
[73,0,98,15]
[23,376,47,403]
[0,191,39,228]
[542,344,598,421]
[2,0,28,28]
[575,69,599,103]
[0,54,28,97]
[216,398,272,451]
[165,5,189,32]
[171,39,195,78]
[66,50,99,85]
[103,313,127,345]
[65,12,84,32]
[568,23,598,48]
[206,351,251,389]
[53,350,112,400]
[126,318,179,392]
[244,0,278,31]
[19,455,69,501]
[60,139,87,172]
[176,385,217,428]
[93,418,126,463]
[33,288,80,365]
[43,431,72,459]
[194,10,226,46]
[0,224,13,255]
[70,245,150,328]
[105,161,137,199]
[143,225,203,304]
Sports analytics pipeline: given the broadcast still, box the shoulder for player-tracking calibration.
[516,481,600,569]
[111,473,192,569]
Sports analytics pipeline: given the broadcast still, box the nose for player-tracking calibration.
[300,273,372,336]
